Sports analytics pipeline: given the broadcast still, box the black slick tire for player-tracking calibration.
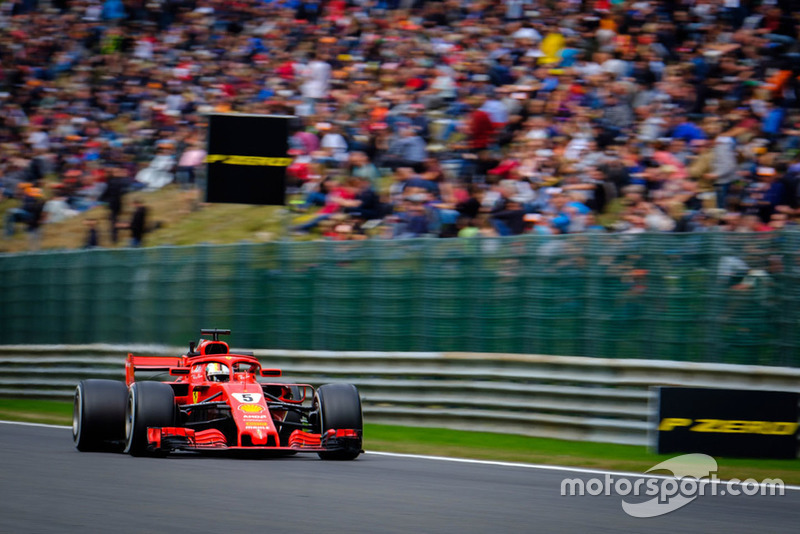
[123,382,176,456]
[315,383,363,460]
[73,379,128,452]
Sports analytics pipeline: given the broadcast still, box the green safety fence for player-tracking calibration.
[1,231,798,367]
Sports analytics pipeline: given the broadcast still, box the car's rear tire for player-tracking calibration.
[124,382,176,456]
[315,383,363,460]
[73,379,128,452]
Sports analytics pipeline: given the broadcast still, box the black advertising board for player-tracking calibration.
[205,113,292,205]
[656,387,799,459]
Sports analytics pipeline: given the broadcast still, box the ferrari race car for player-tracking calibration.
[72,329,363,460]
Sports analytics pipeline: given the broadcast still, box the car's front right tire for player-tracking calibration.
[124,382,176,456]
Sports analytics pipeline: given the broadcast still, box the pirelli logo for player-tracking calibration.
[656,388,799,458]
[658,418,799,435]
[206,155,292,166]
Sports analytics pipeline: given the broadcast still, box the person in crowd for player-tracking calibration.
[5,185,44,238]
[84,218,100,249]
[120,198,148,247]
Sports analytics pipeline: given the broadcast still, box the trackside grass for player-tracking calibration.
[0,398,74,426]
[4,398,800,484]
[365,424,800,485]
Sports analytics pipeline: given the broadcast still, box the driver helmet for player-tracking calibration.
[206,362,230,382]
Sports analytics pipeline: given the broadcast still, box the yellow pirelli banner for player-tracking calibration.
[205,113,294,205]
[656,387,799,459]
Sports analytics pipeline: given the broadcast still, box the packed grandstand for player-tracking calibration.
[2,0,800,246]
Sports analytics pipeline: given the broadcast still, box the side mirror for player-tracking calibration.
[260,368,282,377]
[169,368,191,376]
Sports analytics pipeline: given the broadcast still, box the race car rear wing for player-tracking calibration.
[126,353,185,386]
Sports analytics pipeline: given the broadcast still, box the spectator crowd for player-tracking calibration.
[2,0,800,246]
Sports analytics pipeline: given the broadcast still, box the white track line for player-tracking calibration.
[367,451,800,492]
[0,420,72,430]
[4,420,799,492]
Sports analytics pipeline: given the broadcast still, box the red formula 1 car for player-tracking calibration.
[72,329,363,460]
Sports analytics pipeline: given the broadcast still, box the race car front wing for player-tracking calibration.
[146,427,362,454]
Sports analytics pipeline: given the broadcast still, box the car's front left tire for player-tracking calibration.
[314,383,363,460]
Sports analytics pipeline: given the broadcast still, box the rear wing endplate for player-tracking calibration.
[126,353,185,386]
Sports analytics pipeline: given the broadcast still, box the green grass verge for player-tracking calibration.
[366,424,800,484]
[5,398,800,484]
[0,398,74,426]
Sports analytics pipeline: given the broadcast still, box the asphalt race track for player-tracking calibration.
[2,422,799,533]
